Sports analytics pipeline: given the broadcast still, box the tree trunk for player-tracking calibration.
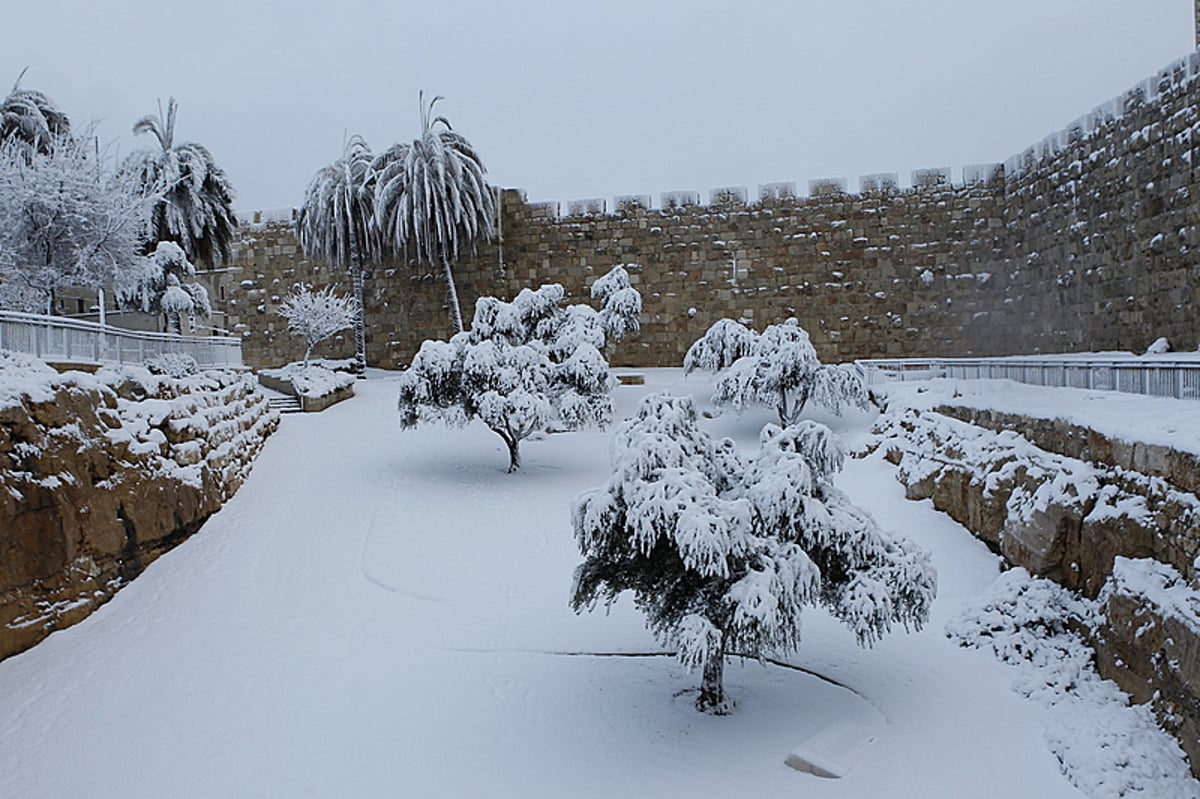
[344,184,368,376]
[493,428,521,473]
[350,264,367,375]
[442,254,464,333]
[696,649,730,714]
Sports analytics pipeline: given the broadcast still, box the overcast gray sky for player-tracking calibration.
[8,0,1194,212]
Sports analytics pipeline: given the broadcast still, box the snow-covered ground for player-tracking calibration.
[0,369,1189,797]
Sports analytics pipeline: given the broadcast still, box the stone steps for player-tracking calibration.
[268,395,302,414]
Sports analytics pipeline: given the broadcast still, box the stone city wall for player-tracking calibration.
[208,53,1200,371]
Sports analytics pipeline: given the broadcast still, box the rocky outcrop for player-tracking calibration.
[875,406,1200,775]
[0,354,278,661]
[1095,558,1200,773]
[880,409,1199,597]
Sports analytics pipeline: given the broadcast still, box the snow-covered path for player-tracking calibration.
[0,370,1085,798]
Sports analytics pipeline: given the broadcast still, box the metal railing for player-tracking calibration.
[0,310,243,369]
[855,356,1200,401]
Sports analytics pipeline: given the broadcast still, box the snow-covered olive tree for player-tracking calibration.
[121,98,237,267]
[297,135,379,373]
[571,393,935,712]
[277,285,360,365]
[684,317,868,425]
[0,133,157,314]
[397,266,641,472]
[116,241,211,334]
[371,93,495,333]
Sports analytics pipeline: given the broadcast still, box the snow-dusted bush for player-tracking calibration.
[277,285,359,365]
[261,362,355,401]
[684,317,868,425]
[143,352,198,378]
[571,393,936,712]
[949,568,1197,796]
[116,241,211,334]
[397,266,640,472]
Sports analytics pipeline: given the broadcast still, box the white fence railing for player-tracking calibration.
[0,311,243,369]
[856,356,1200,401]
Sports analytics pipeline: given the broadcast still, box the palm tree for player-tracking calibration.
[296,135,379,373]
[0,69,70,154]
[372,93,495,333]
[122,98,237,267]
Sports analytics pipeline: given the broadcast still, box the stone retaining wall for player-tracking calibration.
[0,362,278,661]
[877,406,1200,775]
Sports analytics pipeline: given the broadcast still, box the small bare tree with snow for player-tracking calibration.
[397,266,640,472]
[571,393,935,712]
[116,241,211,334]
[685,317,868,425]
[277,285,360,365]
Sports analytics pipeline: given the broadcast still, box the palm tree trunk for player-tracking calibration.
[344,209,367,375]
[350,262,367,375]
[442,254,464,333]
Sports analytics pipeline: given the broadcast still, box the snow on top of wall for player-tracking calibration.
[0,350,61,410]
[1107,557,1200,635]
[235,207,297,230]
[233,51,1200,231]
[878,377,1200,458]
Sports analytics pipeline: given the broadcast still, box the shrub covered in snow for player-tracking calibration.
[570,392,936,712]
[397,267,640,472]
[276,284,359,365]
[684,317,868,425]
[143,352,199,378]
[260,361,355,400]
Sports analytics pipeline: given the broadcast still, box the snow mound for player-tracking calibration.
[948,569,1197,798]
[784,719,876,778]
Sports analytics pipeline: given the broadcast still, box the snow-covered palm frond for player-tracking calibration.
[372,92,496,332]
[298,135,379,270]
[0,70,70,155]
[123,98,236,267]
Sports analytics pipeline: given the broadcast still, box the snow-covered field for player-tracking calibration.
[0,369,1191,797]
